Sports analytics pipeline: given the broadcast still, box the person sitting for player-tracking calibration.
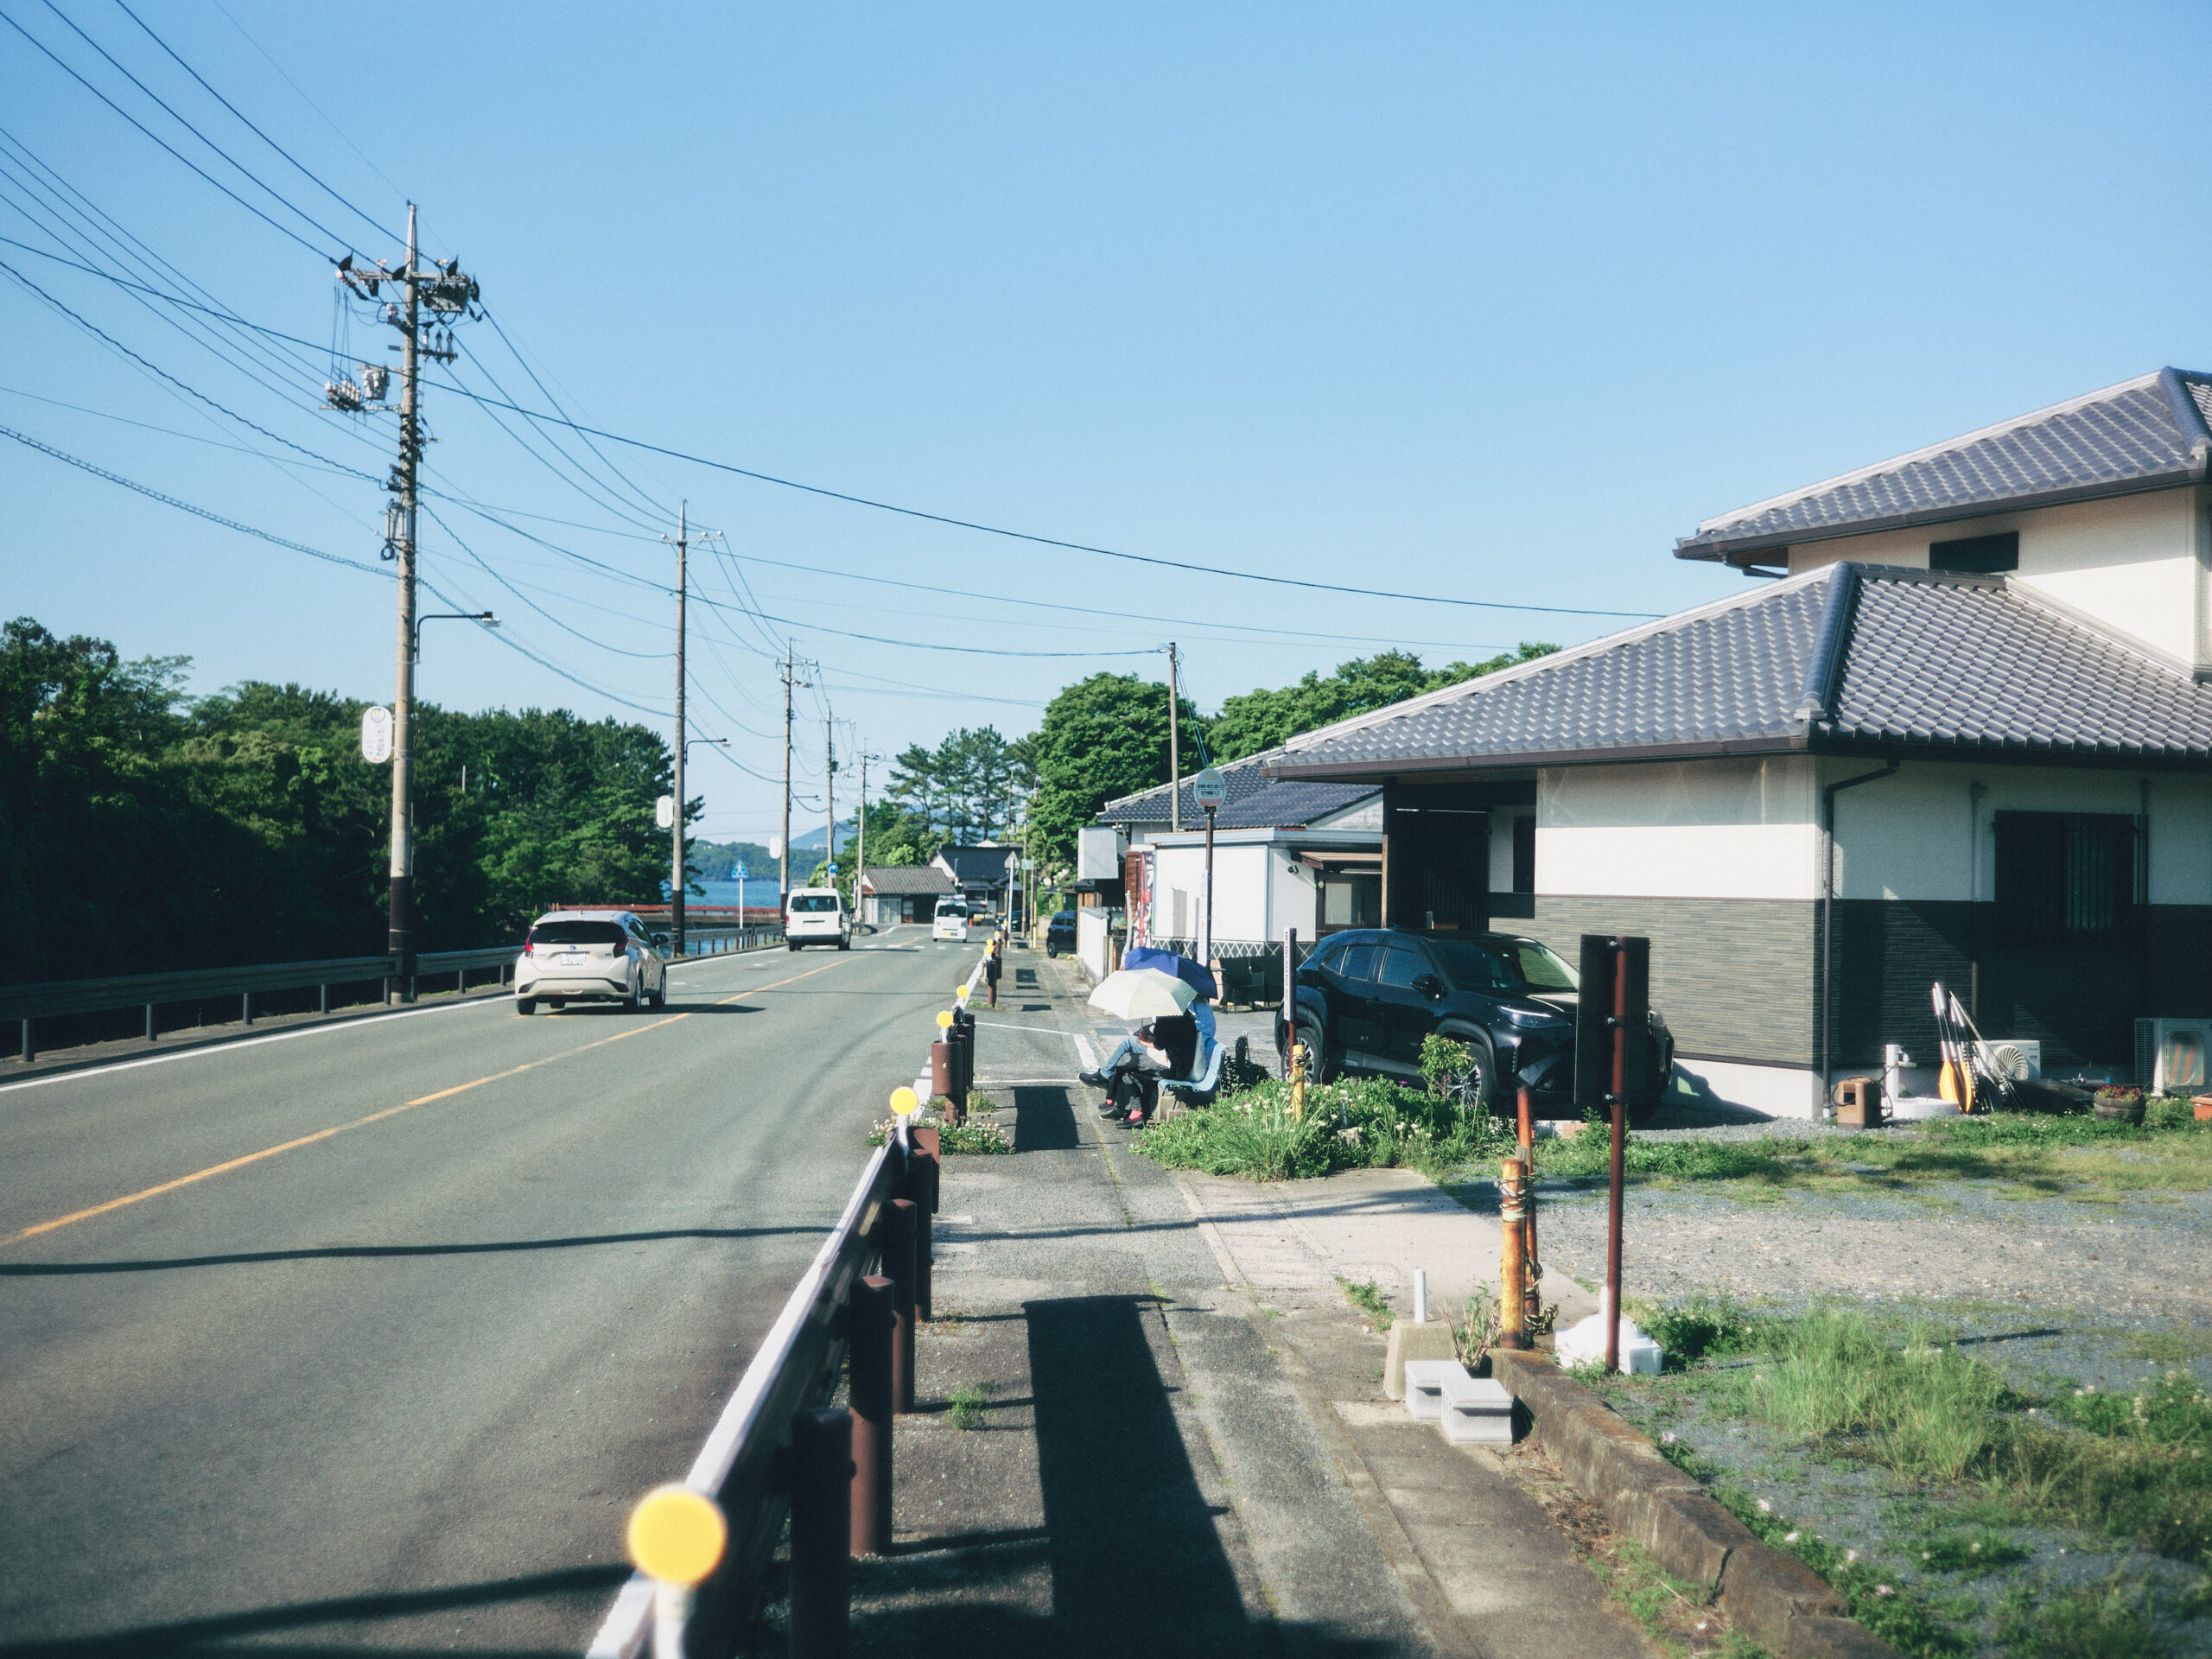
[1083,1011,1204,1124]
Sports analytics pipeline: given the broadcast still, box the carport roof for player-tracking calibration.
[1266,563,2212,779]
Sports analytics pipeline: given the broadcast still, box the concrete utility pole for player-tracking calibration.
[779,645,800,905]
[823,715,838,893]
[1166,640,1183,833]
[669,503,688,957]
[334,205,475,999]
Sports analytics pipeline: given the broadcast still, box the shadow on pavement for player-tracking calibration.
[0,1564,625,1658]
[0,1226,819,1275]
[1011,1085,1079,1154]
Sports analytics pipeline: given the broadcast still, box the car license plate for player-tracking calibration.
[557,952,585,966]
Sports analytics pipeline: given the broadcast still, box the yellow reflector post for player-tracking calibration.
[937,1010,955,1029]
[626,1485,727,1586]
[889,1086,920,1117]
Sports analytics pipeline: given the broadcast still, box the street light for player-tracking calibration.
[411,611,498,659]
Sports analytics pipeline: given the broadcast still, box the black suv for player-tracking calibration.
[1279,928,1673,1122]
[1044,911,1077,957]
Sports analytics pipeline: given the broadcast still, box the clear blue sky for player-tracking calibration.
[6,1,2208,842]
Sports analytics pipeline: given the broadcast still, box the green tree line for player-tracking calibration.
[3,617,677,982]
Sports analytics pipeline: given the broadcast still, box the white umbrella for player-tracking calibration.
[1086,968,1197,1020]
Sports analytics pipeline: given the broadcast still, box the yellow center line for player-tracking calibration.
[3,956,857,1249]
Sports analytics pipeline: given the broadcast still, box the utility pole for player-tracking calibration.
[334,204,475,999]
[1166,640,1183,833]
[824,715,838,893]
[779,645,802,906]
[669,503,688,958]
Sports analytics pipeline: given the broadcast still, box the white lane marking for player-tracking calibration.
[0,944,808,1098]
[1073,1034,1100,1072]
[970,1019,1075,1034]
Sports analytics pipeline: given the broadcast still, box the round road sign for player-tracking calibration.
[626,1485,726,1586]
[1192,766,1226,810]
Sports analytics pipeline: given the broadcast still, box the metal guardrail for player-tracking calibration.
[589,1139,906,1658]
[5,925,790,1063]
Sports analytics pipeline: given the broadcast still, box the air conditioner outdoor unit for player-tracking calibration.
[2135,1019,2212,1095]
[1976,1039,2041,1084]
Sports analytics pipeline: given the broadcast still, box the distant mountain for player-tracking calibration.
[788,820,856,854]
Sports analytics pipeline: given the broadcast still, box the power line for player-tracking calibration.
[0,3,338,258]
[427,380,1662,620]
[109,0,389,241]
[1,420,385,574]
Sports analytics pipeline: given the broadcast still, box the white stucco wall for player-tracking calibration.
[1831,760,2212,905]
[1490,807,1533,890]
[1148,842,1274,943]
[1537,758,1821,899]
[1271,849,1319,939]
[1782,488,2209,667]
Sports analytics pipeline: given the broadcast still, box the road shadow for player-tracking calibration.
[0,1564,625,1657]
[0,1227,819,1276]
[1011,1085,1079,1154]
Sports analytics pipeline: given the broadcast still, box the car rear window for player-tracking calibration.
[791,894,839,912]
[532,920,626,945]
[937,903,968,917]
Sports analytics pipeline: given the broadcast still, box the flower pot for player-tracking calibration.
[2194,1096,2212,1122]
[2093,1097,2145,1126]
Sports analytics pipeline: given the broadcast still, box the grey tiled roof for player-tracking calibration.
[861,865,955,894]
[1268,564,2212,775]
[1099,747,1376,828]
[936,845,1015,886]
[1678,370,2212,561]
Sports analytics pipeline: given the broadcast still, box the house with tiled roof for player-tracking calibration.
[857,863,956,925]
[1093,749,1386,952]
[1268,370,2212,1117]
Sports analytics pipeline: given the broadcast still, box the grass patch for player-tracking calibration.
[2119,1331,2212,1364]
[1996,1577,2167,1659]
[1133,1073,1510,1180]
[1531,1108,2212,1201]
[944,1381,995,1430]
[1342,1277,1394,1332]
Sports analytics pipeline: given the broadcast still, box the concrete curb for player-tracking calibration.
[1491,1351,1903,1659]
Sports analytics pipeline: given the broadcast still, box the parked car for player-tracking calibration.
[515,909,667,1014]
[1278,928,1673,1122]
[785,888,852,950]
[1045,910,1077,957]
[932,898,970,941]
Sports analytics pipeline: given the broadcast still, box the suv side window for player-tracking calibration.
[1305,937,1348,976]
[1377,944,1428,988]
[1338,940,1379,983]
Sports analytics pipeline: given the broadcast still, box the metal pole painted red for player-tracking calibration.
[787,1406,852,1659]
[882,1198,918,1414]
[1605,938,1628,1373]
[848,1274,893,1558]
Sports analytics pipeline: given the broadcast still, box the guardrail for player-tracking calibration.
[589,1133,925,1658]
[3,926,787,1064]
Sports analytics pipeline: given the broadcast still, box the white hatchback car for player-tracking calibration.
[785,888,851,950]
[515,910,667,1014]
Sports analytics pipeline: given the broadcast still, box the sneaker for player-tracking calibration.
[1078,1069,1108,1089]
[1125,1109,1148,1127]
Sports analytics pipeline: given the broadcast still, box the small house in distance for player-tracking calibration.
[932,845,1018,920]
[1095,750,1383,950]
[1268,370,2212,1116]
[858,864,955,926]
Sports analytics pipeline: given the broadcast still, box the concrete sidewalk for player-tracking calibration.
[825,948,1658,1659]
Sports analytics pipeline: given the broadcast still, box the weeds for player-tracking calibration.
[1995,1577,2167,1659]
[1342,1278,1395,1332]
[1641,1293,1763,1369]
[1134,1073,1508,1180]
[1911,1529,2029,1574]
[866,1118,1014,1154]
[1453,1287,1503,1370]
[943,1381,995,1430]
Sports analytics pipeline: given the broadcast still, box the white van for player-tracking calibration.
[785,888,851,950]
[932,899,969,941]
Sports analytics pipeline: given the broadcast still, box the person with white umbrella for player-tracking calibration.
[1082,966,1202,1126]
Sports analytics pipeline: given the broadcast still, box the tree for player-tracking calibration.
[1207,645,1560,762]
[1028,672,1203,868]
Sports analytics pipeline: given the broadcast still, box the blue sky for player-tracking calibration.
[6,2,2209,841]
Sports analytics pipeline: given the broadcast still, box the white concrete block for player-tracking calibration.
[1439,1374,1516,1445]
[1402,1358,1466,1422]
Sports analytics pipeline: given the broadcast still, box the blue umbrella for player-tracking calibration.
[1121,945,1217,1001]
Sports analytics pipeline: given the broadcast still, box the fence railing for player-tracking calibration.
[4,925,787,1063]
[1142,937,1318,1007]
[588,1136,912,1658]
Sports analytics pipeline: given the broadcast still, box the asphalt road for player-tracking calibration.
[0,925,978,1658]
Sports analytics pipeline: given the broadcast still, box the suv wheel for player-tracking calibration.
[1293,1020,1334,1084]
[1439,1035,1493,1113]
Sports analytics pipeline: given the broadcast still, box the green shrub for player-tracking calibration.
[1643,1292,1763,1368]
[1134,1071,1507,1180]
